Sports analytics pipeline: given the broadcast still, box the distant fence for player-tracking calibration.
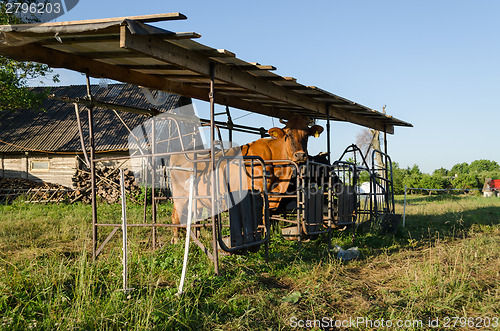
[402,185,481,227]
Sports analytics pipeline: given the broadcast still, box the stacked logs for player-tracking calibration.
[0,177,64,190]
[0,177,69,203]
[72,166,140,204]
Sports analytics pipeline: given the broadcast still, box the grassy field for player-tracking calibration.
[0,194,499,330]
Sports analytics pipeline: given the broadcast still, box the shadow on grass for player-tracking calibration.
[353,204,499,258]
[394,193,479,205]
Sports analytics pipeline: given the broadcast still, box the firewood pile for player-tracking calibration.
[0,177,64,190]
[72,166,141,204]
[0,177,70,203]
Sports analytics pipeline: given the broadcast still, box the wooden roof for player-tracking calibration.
[0,13,412,134]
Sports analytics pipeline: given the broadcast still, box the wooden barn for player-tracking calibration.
[483,178,500,197]
[0,84,191,188]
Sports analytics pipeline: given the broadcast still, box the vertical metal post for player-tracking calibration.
[178,175,195,295]
[151,118,157,249]
[209,62,220,275]
[226,105,233,145]
[383,126,390,211]
[86,74,98,261]
[403,185,407,227]
[120,169,130,293]
[384,126,388,177]
[326,106,331,164]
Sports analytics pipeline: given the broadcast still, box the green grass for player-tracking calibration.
[0,195,499,330]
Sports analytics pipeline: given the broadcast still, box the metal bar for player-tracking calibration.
[209,62,219,275]
[74,103,91,168]
[178,175,194,295]
[86,73,98,261]
[120,169,133,293]
[50,94,160,116]
[95,227,119,257]
[190,231,214,262]
[326,110,331,164]
[151,118,157,249]
[403,185,407,227]
[95,223,213,228]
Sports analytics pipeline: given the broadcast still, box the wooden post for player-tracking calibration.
[25,152,29,179]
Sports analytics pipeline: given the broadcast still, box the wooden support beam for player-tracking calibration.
[200,49,236,58]
[247,62,277,70]
[124,19,200,39]
[72,51,147,59]
[119,64,180,70]
[38,31,200,46]
[4,12,187,28]
[0,27,399,132]
[0,42,296,120]
[328,104,394,134]
[120,26,327,114]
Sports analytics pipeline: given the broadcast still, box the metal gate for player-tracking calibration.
[215,155,270,253]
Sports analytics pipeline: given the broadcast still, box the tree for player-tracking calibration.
[433,167,448,177]
[0,1,59,110]
[469,159,500,173]
[355,128,374,156]
[418,174,451,191]
[452,173,481,190]
[450,162,469,176]
[356,128,384,168]
[392,162,409,194]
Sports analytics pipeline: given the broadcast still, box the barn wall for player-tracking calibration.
[0,153,77,188]
[1,152,136,189]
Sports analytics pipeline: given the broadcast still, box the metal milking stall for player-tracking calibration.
[0,13,412,274]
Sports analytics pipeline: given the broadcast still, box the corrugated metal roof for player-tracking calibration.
[0,84,191,153]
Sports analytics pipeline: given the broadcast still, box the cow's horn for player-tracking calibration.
[279,118,287,125]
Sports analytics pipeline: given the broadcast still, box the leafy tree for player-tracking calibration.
[418,174,451,191]
[433,167,448,177]
[452,173,481,190]
[0,1,59,110]
[408,164,421,176]
[450,162,469,176]
[392,162,409,194]
[469,159,500,173]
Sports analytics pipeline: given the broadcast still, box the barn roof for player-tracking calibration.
[0,84,191,153]
[0,13,412,134]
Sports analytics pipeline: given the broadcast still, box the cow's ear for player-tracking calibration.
[309,125,324,138]
[268,127,284,139]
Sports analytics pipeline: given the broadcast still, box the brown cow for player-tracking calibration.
[168,116,323,242]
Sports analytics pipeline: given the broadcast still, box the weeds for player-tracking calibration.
[0,195,498,329]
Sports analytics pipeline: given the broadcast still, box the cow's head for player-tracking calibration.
[268,117,324,163]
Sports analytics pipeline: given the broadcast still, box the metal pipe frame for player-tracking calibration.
[209,62,219,275]
[86,74,98,261]
[214,155,270,254]
[299,161,332,237]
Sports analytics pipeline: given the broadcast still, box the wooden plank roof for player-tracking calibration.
[0,13,412,134]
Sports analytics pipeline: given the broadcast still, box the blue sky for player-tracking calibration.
[30,0,500,173]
